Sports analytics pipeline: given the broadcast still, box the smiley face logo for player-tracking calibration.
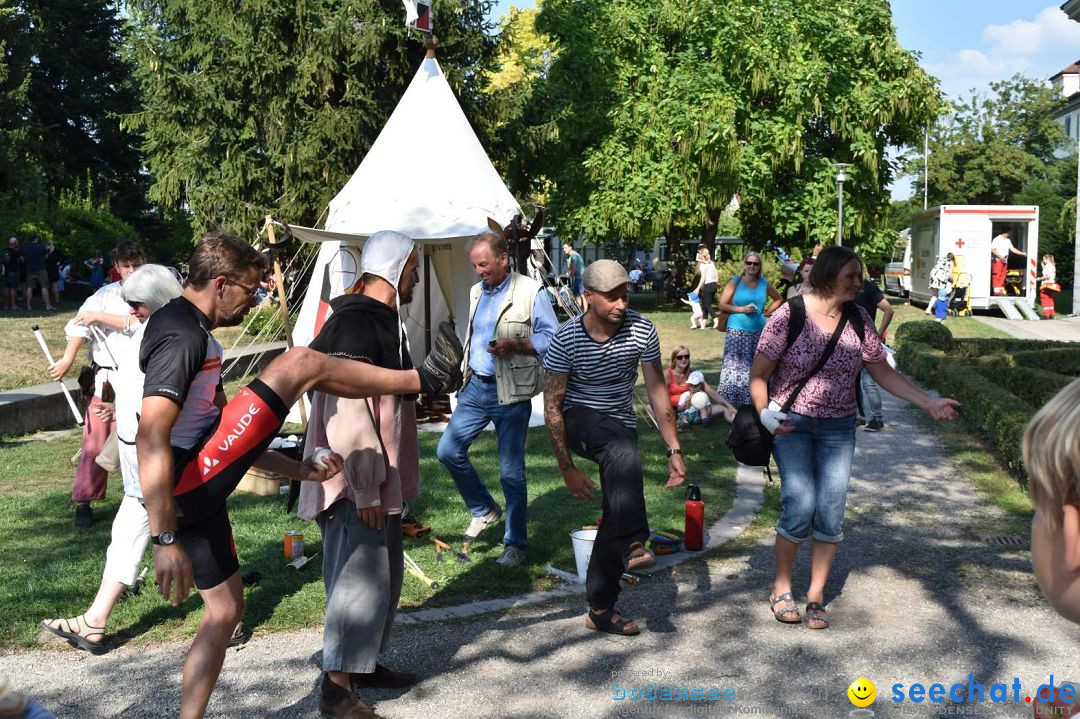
[848,677,876,707]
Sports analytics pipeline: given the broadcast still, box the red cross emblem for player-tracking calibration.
[955,238,965,249]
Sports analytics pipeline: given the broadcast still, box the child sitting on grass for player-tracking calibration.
[1025,377,1080,624]
[676,371,737,429]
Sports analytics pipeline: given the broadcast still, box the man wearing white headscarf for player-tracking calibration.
[298,230,422,719]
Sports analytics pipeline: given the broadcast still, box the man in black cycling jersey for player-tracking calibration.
[137,232,463,719]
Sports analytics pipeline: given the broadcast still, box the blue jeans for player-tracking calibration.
[859,371,882,421]
[436,378,531,548]
[772,413,856,543]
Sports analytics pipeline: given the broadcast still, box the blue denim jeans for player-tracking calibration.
[859,371,882,421]
[772,412,857,543]
[436,377,531,548]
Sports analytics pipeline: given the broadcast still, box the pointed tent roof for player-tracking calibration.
[290,56,519,243]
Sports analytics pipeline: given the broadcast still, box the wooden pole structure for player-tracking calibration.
[265,215,307,428]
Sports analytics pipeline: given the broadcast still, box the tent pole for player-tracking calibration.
[266,215,308,429]
[422,251,433,416]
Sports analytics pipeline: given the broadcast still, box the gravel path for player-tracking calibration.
[4,393,1080,718]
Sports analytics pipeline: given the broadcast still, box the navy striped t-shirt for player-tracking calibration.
[542,309,661,428]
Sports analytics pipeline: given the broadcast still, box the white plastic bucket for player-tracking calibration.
[570,529,597,583]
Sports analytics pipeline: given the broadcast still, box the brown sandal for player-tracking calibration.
[625,542,655,571]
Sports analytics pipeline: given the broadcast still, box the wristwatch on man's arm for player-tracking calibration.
[151,530,177,546]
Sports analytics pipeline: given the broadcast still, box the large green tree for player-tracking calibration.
[125,0,498,235]
[530,0,940,258]
[0,0,142,215]
[913,75,1067,206]
[485,3,556,211]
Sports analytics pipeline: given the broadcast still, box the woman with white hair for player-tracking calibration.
[40,264,183,653]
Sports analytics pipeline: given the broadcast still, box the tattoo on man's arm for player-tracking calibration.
[543,372,573,471]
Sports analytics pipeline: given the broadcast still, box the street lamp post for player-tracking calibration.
[834,163,852,246]
[1074,137,1080,316]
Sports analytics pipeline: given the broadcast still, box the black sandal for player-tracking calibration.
[585,609,640,636]
[40,615,107,654]
[804,601,829,629]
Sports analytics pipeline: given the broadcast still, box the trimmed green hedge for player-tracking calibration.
[935,365,1034,480]
[893,340,947,380]
[948,337,1071,360]
[898,341,1034,481]
[894,320,953,352]
[896,325,1077,485]
[1010,347,1080,376]
[972,364,1073,409]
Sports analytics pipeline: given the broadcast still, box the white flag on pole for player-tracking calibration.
[401,0,432,31]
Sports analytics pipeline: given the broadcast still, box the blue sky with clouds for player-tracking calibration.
[487,1,1080,199]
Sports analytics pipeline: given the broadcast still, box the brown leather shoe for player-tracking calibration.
[320,674,381,719]
[350,664,417,689]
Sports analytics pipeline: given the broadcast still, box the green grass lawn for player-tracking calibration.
[1,298,738,649]
[0,301,246,392]
[885,300,1011,340]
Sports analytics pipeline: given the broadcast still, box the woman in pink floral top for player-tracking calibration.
[750,246,959,630]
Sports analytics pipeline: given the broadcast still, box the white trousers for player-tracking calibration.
[102,494,151,586]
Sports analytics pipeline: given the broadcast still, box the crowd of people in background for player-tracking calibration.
[0,235,156,313]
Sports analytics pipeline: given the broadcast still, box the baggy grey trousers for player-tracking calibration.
[317,498,403,673]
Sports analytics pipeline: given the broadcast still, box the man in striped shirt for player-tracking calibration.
[542,259,685,636]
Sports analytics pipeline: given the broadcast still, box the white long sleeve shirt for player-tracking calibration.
[64,281,137,369]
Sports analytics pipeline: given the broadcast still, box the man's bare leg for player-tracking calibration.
[84,579,127,629]
[180,573,244,719]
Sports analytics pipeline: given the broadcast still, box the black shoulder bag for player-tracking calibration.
[725,307,851,467]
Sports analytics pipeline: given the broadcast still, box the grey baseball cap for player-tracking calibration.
[583,259,630,292]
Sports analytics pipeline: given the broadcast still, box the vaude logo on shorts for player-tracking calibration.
[202,457,220,476]
[216,402,262,454]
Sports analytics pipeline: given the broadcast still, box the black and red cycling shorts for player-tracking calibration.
[172,378,289,523]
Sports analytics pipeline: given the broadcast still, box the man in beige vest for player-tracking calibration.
[436,232,559,566]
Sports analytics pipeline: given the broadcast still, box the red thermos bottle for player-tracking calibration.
[684,484,704,551]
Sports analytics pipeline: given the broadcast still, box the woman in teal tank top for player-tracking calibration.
[717,251,782,405]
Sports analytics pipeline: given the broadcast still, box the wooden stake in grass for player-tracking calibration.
[265,216,306,428]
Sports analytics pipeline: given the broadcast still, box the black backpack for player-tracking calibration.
[784,295,865,350]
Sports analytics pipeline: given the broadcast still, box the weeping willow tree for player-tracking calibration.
[123,0,498,235]
[531,0,942,255]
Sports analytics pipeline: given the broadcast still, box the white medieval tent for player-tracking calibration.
[284,51,546,425]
